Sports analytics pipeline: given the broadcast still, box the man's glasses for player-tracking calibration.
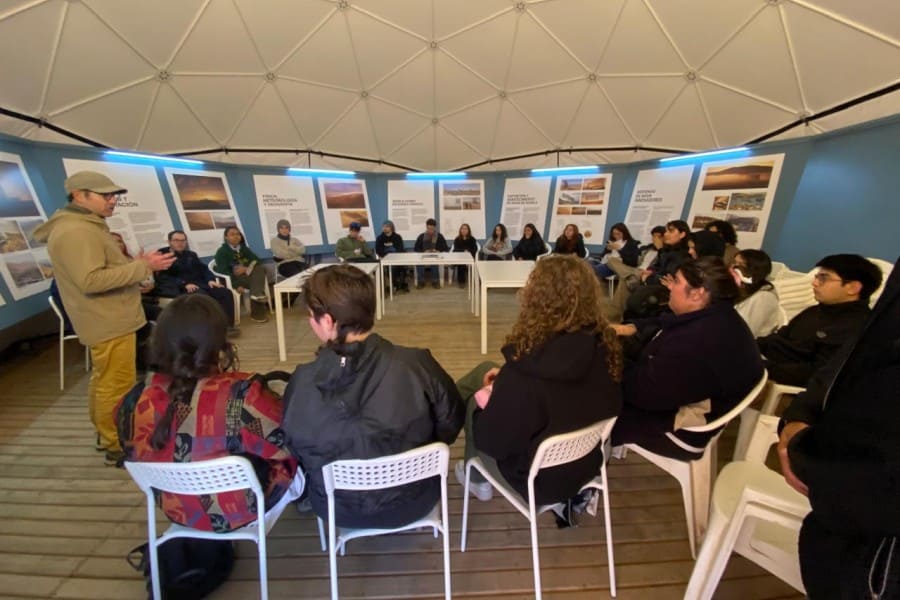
[170,238,187,242]
[813,272,844,284]
[86,191,120,201]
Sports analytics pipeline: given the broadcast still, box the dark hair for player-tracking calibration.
[815,254,883,301]
[167,229,187,241]
[426,218,436,227]
[609,222,633,242]
[690,230,726,258]
[302,264,375,347]
[223,226,244,245]
[650,225,666,236]
[521,223,543,245]
[678,256,740,305]
[492,223,508,241]
[734,249,773,299]
[705,220,738,245]
[149,294,236,450]
[665,220,691,249]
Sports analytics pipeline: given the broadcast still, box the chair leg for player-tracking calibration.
[441,479,452,600]
[317,517,326,552]
[59,331,65,390]
[733,408,760,461]
[328,510,339,600]
[460,462,472,552]
[678,469,697,560]
[683,510,731,600]
[529,506,543,600]
[600,467,617,597]
[690,454,713,555]
[257,527,269,600]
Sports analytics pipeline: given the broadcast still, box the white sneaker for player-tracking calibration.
[455,460,493,501]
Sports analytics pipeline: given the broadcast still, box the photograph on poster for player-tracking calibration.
[729,192,765,211]
[443,182,481,197]
[323,182,366,209]
[443,198,462,210]
[0,160,41,219]
[318,178,373,243]
[559,178,583,191]
[727,215,760,232]
[581,192,604,205]
[713,195,730,210]
[172,174,231,210]
[0,220,27,253]
[186,212,215,230]
[691,215,716,229]
[558,192,580,205]
[18,218,45,248]
[583,177,606,191]
[212,212,237,229]
[340,210,369,228]
[587,208,603,215]
[701,161,774,191]
[6,253,43,288]
[165,168,243,256]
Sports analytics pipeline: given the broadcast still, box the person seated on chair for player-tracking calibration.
[480,223,512,261]
[553,223,586,257]
[757,254,881,387]
[732,249,780,337]
[117,294,302,532]
[704,219,740,266]
[455,255,622,504]
[592,222,640,280]
[270,219,306,279]
[414,218,449,289]
[110,232,161,323]
[282,264,464,528]
[335,221,375,263]
[610,257,764,460]
[375,219,408,293]
[214,226,270,323]
[155,230,237,334]
[512,223,545,261]
[451,223,478,288]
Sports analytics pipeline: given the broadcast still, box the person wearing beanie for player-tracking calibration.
[270,219,306,278]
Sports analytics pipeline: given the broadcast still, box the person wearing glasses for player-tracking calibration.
[33,171,176,467]
[757,254,882,387]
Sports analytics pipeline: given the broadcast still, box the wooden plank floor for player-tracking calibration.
[0,286,804,599]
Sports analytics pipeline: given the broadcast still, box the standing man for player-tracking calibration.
[33,171,175,466]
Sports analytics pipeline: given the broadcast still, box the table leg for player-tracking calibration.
[481,282,488,354]
[474,265,481,317]
[375,264,383,320]
[276,287,286,362]
[388,265,393,303]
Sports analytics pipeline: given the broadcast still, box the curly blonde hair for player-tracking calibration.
[505,255,622,381]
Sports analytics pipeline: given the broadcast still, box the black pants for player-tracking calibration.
[800,513,900,599]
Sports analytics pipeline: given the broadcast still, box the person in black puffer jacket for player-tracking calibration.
[282,264,464,528]
[512,222,546,261]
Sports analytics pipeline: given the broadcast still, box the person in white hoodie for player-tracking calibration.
[731,249,781,337]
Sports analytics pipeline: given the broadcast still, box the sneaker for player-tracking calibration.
[294,497,313,514]
[454,460,492,501]
[104,449,126,468]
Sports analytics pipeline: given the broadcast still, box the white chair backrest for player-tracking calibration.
[125,455,263,497]
[682,371,768,433]
[536,242,553,261]
[582,245,590,259]
[528,417,617,480]
[744,414,781,464]
[769,261,788,280]
[322,442,449,494]
[48,295,64,322]
[772,272,815,321]
[866,256,894,307]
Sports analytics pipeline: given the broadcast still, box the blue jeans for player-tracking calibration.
[416,265,440,283]
[593,262,615,279]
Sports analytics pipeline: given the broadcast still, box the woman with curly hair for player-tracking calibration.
[553,223,586,257]
[456,255,622,504]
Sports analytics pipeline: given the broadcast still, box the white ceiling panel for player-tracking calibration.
[433,0,512,40]
[138,84,218,153]
[371,49,434,116]
[0,0,62,113]
[278,10,360,90]
[434,51,498,116]
[491,100,554,159]
[505,12,586,91]
[353,0,432,39]
[700,80,796,147]
[387,125,435,172]
[173,75,264,143]
[235,0,335,68]
[563,84,635,148]
[435,125,485,171]
[645,84,716,151]
[440,9,516,88]
[601,76,687,141]
[528,0,624,71]
[346,8,427,90]
[807,0,900,44]
[53,80,157,149]
[315,100,379,159]
[278,80,360,145]
[228,83,302,148]
[509,80,590,144]
[366,98,431,156]
[440,98,502,157]
[168,0,265,73]
[596,0,685,74]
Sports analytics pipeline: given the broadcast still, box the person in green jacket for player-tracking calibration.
[335,221,376,262]
[213,226,270,322]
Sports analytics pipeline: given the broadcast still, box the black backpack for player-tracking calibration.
[127,538,234,600]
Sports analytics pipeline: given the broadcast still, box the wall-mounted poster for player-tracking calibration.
[438,179,485,240]
[164,169,244,257]
[686,154,784,251]
[387,179,434,242]
[63,159,175,256]
[252,174,323,249]
[547,173,612,246]
[317,178,373,245]
[0,152,51,300]
[624,165,694,245]
[499,176,552,241]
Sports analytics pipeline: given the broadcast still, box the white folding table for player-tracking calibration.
[379,252,478,315]
[475,260,535,354]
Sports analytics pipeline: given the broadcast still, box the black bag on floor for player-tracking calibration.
[126,537,235,600]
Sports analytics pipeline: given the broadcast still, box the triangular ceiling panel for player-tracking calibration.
[645,83,716,151]
[85,0,203,67]
[700,80,795,147]
[345,9,426,90]
[702,5,803,109]
[433,0,512,40]
[596,0,685,74]
[278,11,360,90]
[228,83,302,148]
[371,50,434,116]
[172,76,263,143]
[315,100,379,159]
[278,81,359,145]
[528,0,625,70]
[169,0,265,73]
[0,0,62,113]
[352,0,432,39]
[26,124,91,146]
[509,80,589,144]
[367,98,431,156]
[763,122,823,144]
[440,10,516,88]
[601,76,685,141]
[808,0,900,44]
[43,1,151,112]
[0,114,32,138]
[490,101,552,160]
[54,80,157,149]
[139,83,218,153]
[235,0,334,68]
[435,125,484,170]
[387,125,436,172]
[440,98,502,156]
[434,51,498,116]
[784,2,900,112]
[563,83,635,148]
[505,12,586,90]
[814,88,900,132]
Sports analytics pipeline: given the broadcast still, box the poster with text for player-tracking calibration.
[686,154,784,251]
[0,152,51,300]
[438,179,485,240]
[164,169,244,257]
[63,159,175,256]
[499,176,552,241]
[317,178,373,245]
[253,174,323,249]
[624,165,694,245]
[387,179,434,242]
[547,173,612,246]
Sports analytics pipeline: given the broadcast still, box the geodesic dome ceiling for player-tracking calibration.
[1,0,898,172]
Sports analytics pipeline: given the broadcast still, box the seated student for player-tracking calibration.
[512,223,545,261]
[757,254,882,386]
[553,223,586,257]
[611,257,764,459]
[732,249,780,337]
[704,219,740,266]
[117,294,302,532]
[457,255,622,504]
[270,219,306,278]
[282,265,464,528]
[592,222,640,279]
[335,221,376,263]
[480,223,512,260]
[452,223,478,288]
[214,226,270,323]
[607,225,666,280]
[375,219,408,293]
[414,218,449,289]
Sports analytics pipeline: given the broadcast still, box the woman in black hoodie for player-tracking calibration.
[512,223,546,261]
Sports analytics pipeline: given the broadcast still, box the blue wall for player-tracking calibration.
[1,114,898,335]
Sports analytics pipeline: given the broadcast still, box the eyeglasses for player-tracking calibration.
[813,272,844,284]
[170,238,188,242]
[86,190,120,201]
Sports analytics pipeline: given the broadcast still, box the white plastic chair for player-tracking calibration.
[124,456,281,600]
[772,271,815,322]
[866,256,894,307]
[734,379,805,461]
[769,261,788,280]
[208,258,272,317]
[535,242,552,261]
[621,371,768,558]
[318,442,451,600]
[460,418,618,599]
[605,274,617,296]
[48,295,90,390]
[684,414,810,599]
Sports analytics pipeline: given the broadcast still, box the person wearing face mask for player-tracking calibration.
[731,249,780,337]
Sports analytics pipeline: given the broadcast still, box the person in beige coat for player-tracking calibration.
[33,171,175,466]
